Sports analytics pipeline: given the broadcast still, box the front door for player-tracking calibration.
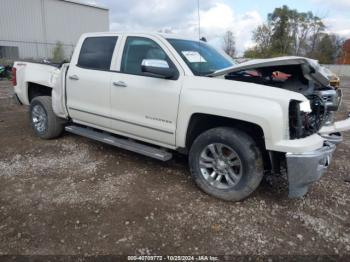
[110,36,183,146]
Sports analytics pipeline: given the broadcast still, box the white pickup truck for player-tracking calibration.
[12,32,350,201]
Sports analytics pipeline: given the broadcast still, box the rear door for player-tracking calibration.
[66,35,119,128]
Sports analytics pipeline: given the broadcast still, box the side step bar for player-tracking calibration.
[65,125,173,161]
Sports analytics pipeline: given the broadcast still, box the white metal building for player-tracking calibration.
[0,0,109,60]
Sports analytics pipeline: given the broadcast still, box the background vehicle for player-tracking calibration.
[0,65,12,80]
[12,32,350,201]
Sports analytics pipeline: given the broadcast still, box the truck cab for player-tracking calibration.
[66,33,183,148]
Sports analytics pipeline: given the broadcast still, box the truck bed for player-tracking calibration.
[13,61,70,118]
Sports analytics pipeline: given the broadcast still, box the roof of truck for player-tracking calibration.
[80,31,198,41]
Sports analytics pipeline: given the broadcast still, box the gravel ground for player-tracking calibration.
[0,79,349,257]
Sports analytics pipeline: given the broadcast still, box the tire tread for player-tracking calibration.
[189,127,264,201]
[30,96,65,139]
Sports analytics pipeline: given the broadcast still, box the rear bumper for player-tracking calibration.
[286,142,336,198]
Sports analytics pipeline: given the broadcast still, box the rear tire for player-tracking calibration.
[29,96,65,139]
[189,127,264,201]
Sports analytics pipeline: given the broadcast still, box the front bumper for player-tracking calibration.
[319,116,350,134]
[286,142,336,198]
[320,132,343,145]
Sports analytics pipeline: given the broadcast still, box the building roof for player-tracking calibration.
[62,0,109,11]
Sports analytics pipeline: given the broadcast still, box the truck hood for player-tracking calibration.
[208,56,330,87]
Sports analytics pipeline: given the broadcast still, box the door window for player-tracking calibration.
[121,37,173,76]
[77,36,118,70]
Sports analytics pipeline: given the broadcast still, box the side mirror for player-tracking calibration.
[141,59,178,79]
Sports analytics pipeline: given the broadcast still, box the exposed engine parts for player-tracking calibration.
[289,89,339,139]
[225,64,341,139]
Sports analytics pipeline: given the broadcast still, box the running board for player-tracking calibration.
[65,125,173,161]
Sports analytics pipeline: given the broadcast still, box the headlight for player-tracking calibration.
[299,101,312,113]
[289,98,326,139]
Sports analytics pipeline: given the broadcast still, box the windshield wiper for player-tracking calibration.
[205,65,236,77]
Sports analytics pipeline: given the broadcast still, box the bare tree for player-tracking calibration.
[253,24,273,53]
[223,31,236,58]
[307,16,326,56]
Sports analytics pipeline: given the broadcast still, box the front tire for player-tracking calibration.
[189,127,264,201]
[30,96,65,139]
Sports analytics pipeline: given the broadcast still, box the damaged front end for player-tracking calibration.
[286,83,343,197]
[286,94,350,197]
[289,89,341,140]
[210,56,350,197]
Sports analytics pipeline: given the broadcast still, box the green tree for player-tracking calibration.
[312,34,343,64]
[243,48,261,59]
[244,5,335,60]
[244,24,275,58]
[268,5,295,55]
[52,41,65,63]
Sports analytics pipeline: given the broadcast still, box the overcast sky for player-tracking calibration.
[85,0,350,55]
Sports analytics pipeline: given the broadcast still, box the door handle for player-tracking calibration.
[113,81,127,88]
[69,75,79,80]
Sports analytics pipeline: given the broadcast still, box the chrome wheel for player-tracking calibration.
[199,143,243,189]
[32,104,47,133]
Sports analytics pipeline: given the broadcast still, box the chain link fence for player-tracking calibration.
[1,40,350,77]
[323,65,350,77]
[0,39,75,63]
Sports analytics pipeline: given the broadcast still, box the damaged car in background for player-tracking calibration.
[12,33,350,201]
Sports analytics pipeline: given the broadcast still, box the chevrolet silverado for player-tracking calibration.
[12,32,350,201]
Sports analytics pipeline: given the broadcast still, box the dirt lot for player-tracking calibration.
[0,79,349,257]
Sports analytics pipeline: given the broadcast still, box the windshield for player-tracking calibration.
[167,38,234,76]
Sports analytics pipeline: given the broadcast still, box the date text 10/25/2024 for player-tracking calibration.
[127,255,220,261]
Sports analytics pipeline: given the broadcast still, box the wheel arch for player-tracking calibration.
[27,82,52,103]
[185,113,266,149]
[183,113,270,169]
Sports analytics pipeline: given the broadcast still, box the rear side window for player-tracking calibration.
[77,36,118,70]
